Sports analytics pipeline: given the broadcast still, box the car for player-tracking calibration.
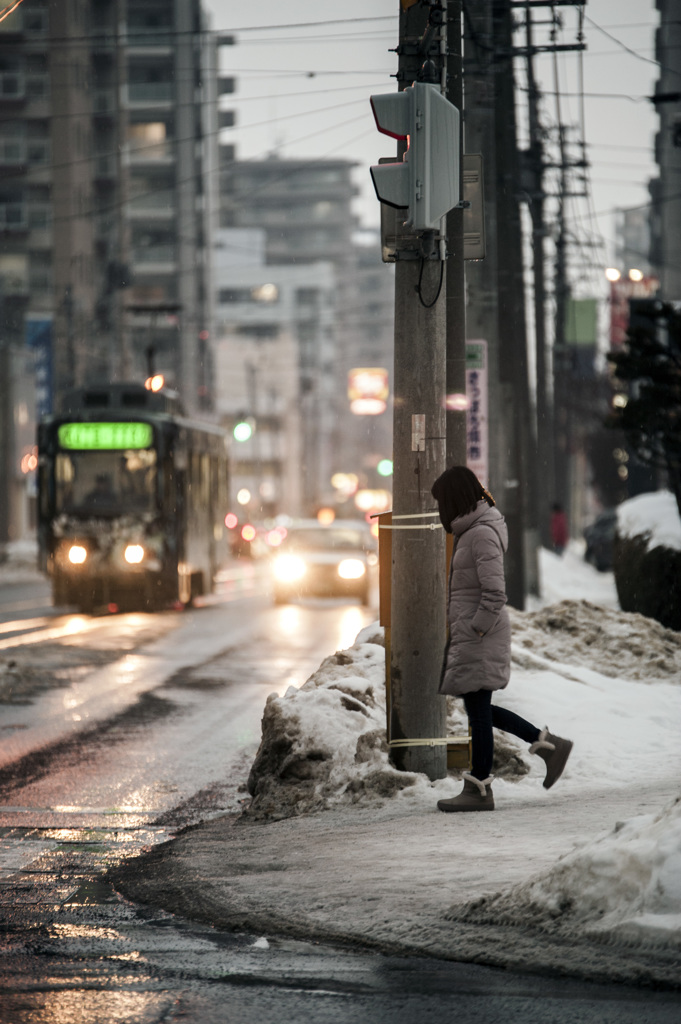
[270,520,377,605]
[584,509,617,572]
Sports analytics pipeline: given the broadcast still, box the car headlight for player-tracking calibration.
[337,558,366,580]
[124,544,145,565]
[273,554,307,582]
[68,544,88,565]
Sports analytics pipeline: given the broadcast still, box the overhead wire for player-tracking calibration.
[0,0,25,25]
[2,88,385,185]
[3,12,397,231]
[583,15,665,72]
[11,16,397,48]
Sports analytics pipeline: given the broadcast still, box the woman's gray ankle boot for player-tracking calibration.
[529,728,573,789]
[437,772,495,812]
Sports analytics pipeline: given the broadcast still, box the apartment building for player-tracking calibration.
[0,0,224,412]
[217,151,394,514]
[0,0,227,544]
[213,228,337,517]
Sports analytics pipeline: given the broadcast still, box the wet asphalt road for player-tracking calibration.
[1,570,681,1023]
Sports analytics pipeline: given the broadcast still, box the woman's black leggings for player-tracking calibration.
[463,689,541,781]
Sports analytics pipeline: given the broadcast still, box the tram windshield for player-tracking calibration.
[55,449,158,515]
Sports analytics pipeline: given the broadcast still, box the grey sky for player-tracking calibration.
[204,1,659,271]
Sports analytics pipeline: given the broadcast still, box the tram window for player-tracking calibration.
[55,449,158,514]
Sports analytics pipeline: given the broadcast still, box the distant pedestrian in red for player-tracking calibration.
[550,503,568,556]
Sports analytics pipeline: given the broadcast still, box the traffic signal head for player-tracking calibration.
[370,83,460,232]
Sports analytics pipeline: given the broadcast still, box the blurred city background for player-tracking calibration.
[0,0,678,599]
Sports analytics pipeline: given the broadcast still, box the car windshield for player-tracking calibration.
[55,449,158,516]
[284,528,371,552]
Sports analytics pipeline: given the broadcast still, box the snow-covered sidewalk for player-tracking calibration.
[113,544,681,987]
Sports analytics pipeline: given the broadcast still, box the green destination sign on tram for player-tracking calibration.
[58,422,154,450]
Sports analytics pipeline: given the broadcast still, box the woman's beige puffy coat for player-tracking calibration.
[439,500,511,697]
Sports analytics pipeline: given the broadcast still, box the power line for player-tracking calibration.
[221,17,395,33]
[3,16,397,48]
[0,0,25,26]
[1,92,378,184]
[233,30,395,46]
[45,115,375,229]
[584,14,678,78]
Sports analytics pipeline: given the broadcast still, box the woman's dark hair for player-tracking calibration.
[431,465,495,533]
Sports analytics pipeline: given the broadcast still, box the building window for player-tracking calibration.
[23,8,49,35]
[251,283,279,303]
[219,288,252,304]
[127,121,170,160]
[218,286,279,305]
[0,123,26,164]
[296,288,319,306]
[237,324,279,340]
[28,203,50,229]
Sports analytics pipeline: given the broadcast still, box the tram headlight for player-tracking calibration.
[337,558,366,580]
[273,554,307,583]
[124,544,145,565]
[68,544,88,565]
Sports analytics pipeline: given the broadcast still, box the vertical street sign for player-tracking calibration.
[25,315,54,420]
[466,340,488,485]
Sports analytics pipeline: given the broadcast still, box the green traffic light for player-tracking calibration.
[233,421,253,443]
[377,459,393,477]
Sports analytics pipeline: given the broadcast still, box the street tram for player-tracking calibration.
[37,382,230,613]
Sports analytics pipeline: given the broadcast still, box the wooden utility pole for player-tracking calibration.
[388,0,454,780]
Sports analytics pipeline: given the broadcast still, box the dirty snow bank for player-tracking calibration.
[246,617,536,821]
[617,490,681,552]
[448,795,681,951]
[510,599,681,680]
[245,600,680,821]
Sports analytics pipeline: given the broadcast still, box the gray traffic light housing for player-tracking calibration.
[370,82,460,232]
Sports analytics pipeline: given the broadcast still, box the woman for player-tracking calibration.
[431,466,573,812]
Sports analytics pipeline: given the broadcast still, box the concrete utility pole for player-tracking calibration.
[388,0,454,780]
[494,0,535,608]
[519,1,586,543]
[553,124,570,511]
[463,0,536,607]
[0,283,11,553]
[524,7,554,549]
[651,0,681,300]
[445,0,466,468]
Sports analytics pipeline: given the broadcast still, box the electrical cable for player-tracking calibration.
[416,258,444,309]
[584,14,669,74]
[23,16,397,47]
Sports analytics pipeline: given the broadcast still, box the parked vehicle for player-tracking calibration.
[37,383,229,612]
[270,520,377,605]
[584,509,617,572]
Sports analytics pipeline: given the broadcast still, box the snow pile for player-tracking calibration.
[529,544,619,609]
[617,490,681,552]
[448,795,681,951]
[245,631,404,820]
[510,599,681,681]
[246,590,681,821]
[245,621,532,820]
[241,545,681,956]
